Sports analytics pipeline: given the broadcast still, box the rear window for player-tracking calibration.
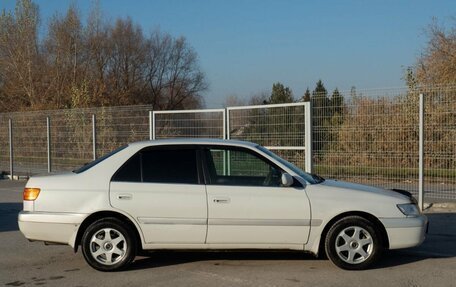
[112,147,199,184]
[142,149,198,184]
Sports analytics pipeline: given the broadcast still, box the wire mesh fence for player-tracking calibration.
[0,116,9,173]
[48,109,93,173]
[422,87,456,201]
[227,103,309,172]
[93,106,151,157]
[1,106,152,175]
[0,86,454,201]
[312,86,456,201]
[153,109,225,139]
[312,88,420,197]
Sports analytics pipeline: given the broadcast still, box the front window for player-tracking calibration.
[204,147,283,187]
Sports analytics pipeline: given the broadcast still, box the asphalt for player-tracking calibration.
[0,180,455,287]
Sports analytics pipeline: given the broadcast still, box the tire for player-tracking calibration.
[325,216,383,270]
[81,217,136,271]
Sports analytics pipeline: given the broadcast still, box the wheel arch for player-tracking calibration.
[73,210,143,253]
[317,211,390,257]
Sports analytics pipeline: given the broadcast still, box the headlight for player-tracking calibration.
[397,203,420,216]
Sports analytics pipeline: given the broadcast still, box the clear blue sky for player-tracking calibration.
[1,0,455,107]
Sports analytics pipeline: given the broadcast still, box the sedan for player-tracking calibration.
[18,139,427,271]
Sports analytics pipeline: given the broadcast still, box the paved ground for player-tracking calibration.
[0,180,455,287]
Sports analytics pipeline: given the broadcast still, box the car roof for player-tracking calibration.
[128,138,260,149]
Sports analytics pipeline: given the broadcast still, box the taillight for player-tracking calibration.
[23,188,41,201]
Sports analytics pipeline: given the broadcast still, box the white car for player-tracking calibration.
[18,139,427,271]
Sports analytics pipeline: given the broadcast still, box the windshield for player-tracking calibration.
[73,145,128,174]
[256,145,324,184]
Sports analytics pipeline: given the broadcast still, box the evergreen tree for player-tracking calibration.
[350,86,357,99]
[310,83,347,162]
[331,88,345,116]
[302,88,311,102]
[312,80,329,109]
[269,82,293,104]
[311,80,331,128]
[311,80,331,159]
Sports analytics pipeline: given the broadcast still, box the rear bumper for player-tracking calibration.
[380,215,428,249]
[18,211,86,247]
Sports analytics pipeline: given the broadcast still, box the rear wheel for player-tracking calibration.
[81,217,136,271]
[325,216,383,270]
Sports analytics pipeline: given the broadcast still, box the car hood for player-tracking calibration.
[318,179,411,201]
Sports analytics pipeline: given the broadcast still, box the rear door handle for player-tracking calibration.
[117,194,132,200]
[213,197,230,204]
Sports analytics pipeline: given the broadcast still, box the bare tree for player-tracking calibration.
[0,0,41,111]
[145,30,207,110]
[44,5,87,108]
[223,94,246,107]
[416,19,456,85]
[85,3,110,106]
[102,18,148,106]
[0,0,208,112]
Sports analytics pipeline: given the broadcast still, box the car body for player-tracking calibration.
[18,139,427,271]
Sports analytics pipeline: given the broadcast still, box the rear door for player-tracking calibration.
[203,146,311,245]
[110,146,207,244]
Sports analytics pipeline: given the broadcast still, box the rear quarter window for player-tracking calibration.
[111,153,141,182]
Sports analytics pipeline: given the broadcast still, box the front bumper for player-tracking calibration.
[18,211,86,247]
[380,215,428,249]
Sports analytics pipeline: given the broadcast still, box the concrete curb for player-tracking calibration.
[425,202,456,213]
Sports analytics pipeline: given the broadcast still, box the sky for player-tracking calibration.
[1,0,455,107]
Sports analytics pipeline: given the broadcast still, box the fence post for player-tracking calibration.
[418,94,424,211]
[47,117,51,173]
[152,111,156,140]
[304,102,313,174]
[92,114,96,160]
[225,108,231,175]
[222,109,226,140]
[226,109,231,140]
[8,118,13,180]
[149,111,153,140]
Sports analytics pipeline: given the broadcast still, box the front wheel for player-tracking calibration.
[81,217,136,271]
[325,216,383,270]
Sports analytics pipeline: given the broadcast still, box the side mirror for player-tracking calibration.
[281,173,294,187]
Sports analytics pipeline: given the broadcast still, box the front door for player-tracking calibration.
[203,146,311,245]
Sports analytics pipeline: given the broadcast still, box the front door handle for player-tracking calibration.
[213,197,230,204]
[117,194,132,200]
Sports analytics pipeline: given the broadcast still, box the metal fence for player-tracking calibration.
[311,86,456,202]
[423,87,456,201]
[0,86,455,203]
[0,106,153,174]
[227,103,311,173]
[313,89,421,196]
[153,109,225,139]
